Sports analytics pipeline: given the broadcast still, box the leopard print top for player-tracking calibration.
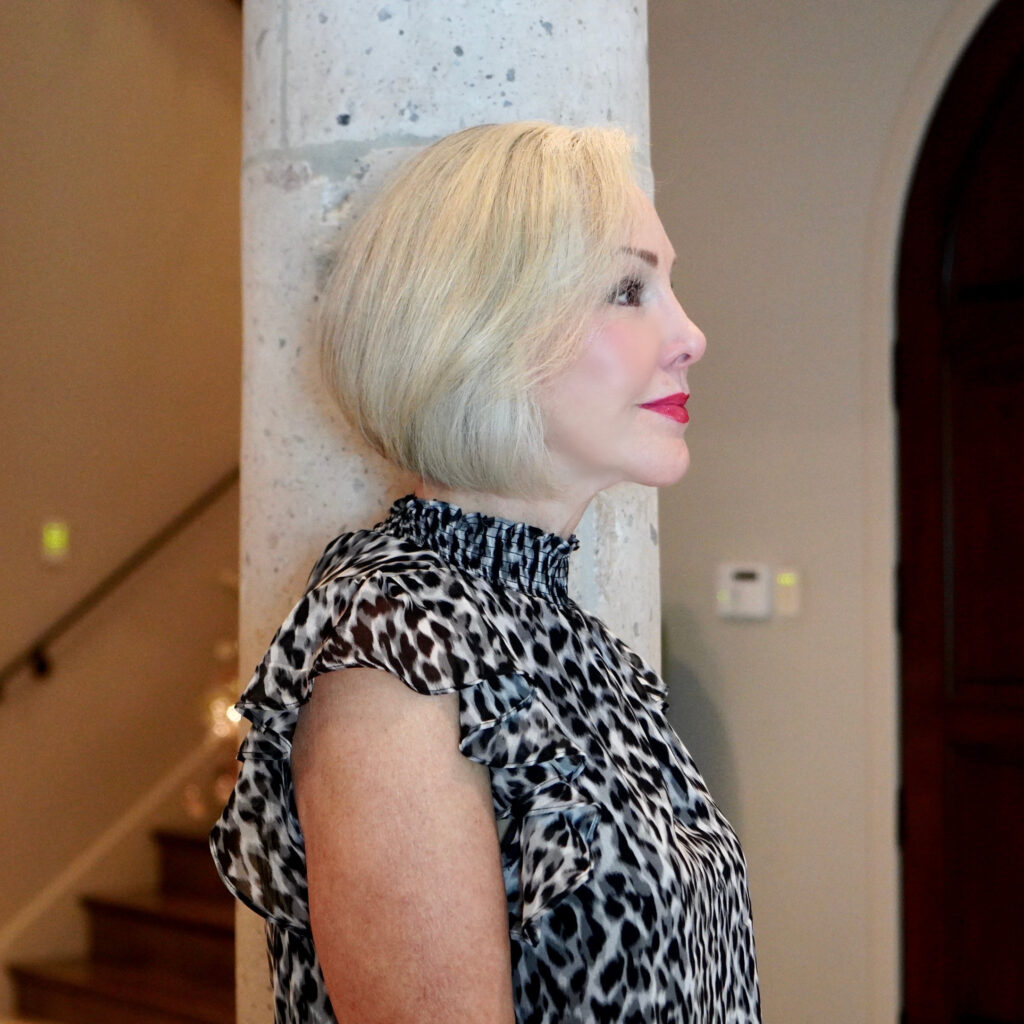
[211,495,760,1023]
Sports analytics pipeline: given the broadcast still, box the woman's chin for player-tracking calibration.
[628,443,691,489]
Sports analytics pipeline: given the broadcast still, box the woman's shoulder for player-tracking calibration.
[238,524,520,716]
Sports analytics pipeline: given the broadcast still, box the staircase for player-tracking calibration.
[8,831,235,1024]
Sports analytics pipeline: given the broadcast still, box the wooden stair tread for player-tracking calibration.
[10,959,233,1023]
[83,891,234,931]
[152,828,213,844]
[10,830,236,1024]
[153,830,226,903]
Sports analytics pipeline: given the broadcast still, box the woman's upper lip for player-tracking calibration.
[641,392,689,408]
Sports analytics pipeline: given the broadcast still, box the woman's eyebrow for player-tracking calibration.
[621,246,658,267]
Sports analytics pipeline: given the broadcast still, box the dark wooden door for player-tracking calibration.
[898,2,1024,1021]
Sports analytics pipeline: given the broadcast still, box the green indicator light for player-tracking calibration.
[777,571,797,587]
[42,521,70,558]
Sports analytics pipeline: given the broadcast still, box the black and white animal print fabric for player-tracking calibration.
[210,496,760,1023]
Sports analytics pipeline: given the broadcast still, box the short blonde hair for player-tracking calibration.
[318,121,638,496]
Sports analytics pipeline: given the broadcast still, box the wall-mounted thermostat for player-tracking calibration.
[716,563,772,619]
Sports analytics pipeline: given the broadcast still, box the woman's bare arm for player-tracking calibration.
[292,667,515,1024]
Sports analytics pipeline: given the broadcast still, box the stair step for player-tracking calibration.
[10,960,234,1024]
[84,892,233,984]
[154,831,225,902]
[8,830,237,1024]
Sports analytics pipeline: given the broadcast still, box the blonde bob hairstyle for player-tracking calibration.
[318,120,639,496]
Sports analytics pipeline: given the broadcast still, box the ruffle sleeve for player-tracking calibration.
[457,671,599,942]
[210,561,599,942]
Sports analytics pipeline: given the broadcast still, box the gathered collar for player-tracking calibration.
[380,495,578,605]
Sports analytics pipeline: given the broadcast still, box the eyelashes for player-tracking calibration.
[606,274,680,307]
[608,276,644,307]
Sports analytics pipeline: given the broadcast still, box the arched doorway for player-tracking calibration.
[898,1,1024,1020]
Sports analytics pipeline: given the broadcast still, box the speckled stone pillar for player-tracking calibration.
[238,2,654,1019]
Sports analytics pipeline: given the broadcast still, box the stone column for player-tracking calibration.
[238,2,655,1019]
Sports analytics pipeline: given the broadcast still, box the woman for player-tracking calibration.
[212,121,760,1024]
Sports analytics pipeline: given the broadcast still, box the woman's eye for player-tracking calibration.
[609,276,644,307]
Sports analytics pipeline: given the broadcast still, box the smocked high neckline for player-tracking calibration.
[380,495,578,605]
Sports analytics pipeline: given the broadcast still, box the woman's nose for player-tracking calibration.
[665,298,706,368]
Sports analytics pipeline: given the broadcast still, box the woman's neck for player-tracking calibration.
[414,480,593,539]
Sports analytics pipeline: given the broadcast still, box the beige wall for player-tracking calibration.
[0,1,241,1009]
[650,1,993,1020]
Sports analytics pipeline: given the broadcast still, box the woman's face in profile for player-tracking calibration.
[538,191,706,500]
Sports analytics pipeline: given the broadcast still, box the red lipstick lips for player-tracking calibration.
[641,392,689,424]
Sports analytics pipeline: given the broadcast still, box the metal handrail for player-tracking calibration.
[0,465,240,698]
